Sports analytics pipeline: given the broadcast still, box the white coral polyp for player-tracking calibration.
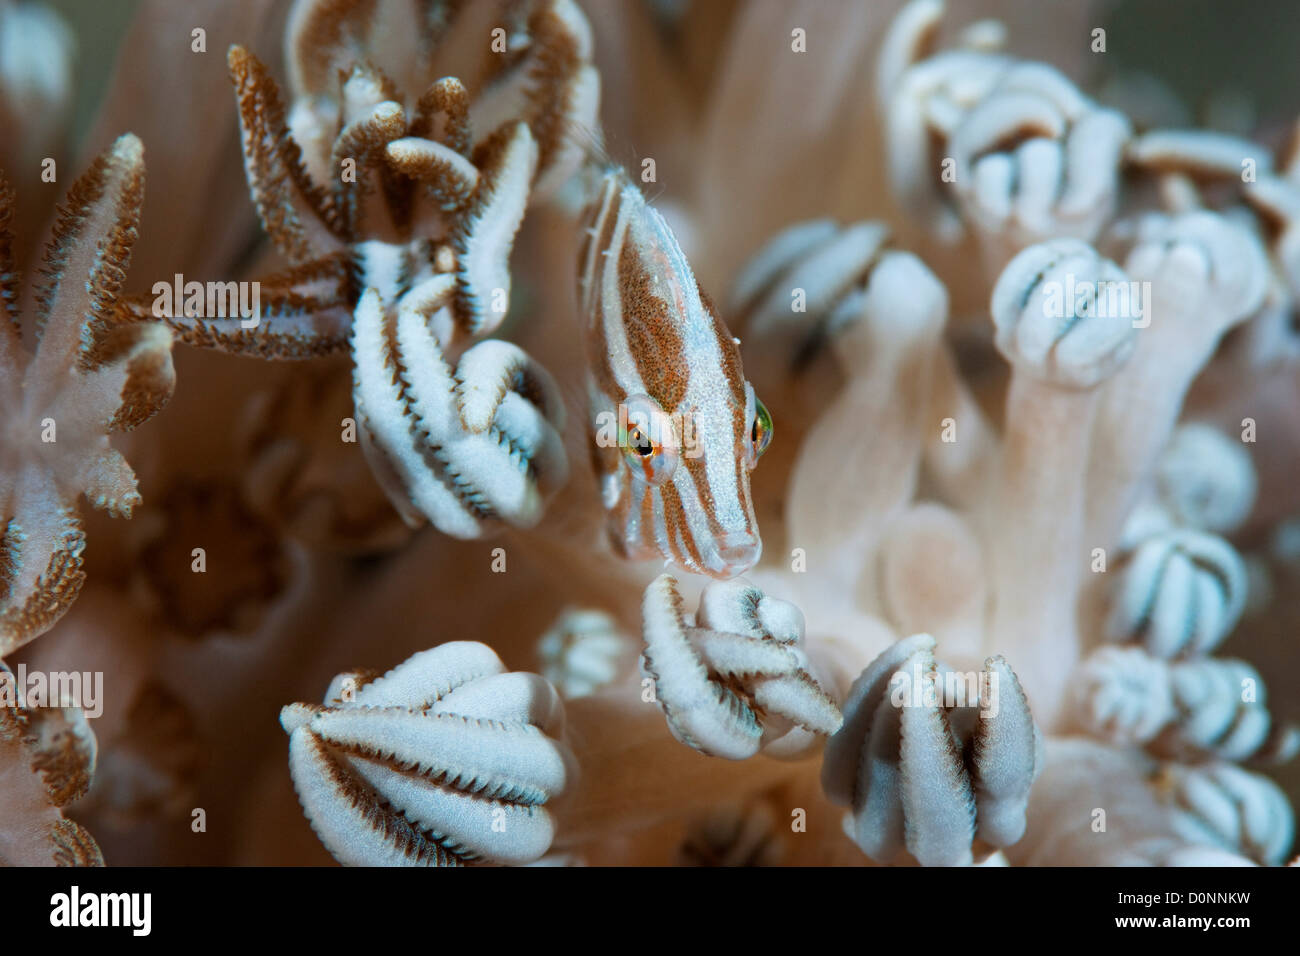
[822,634,1041,867]
[351,285,569,537]
[281,641,573,867]
[1162,762,1294,866]
[537,608,629,699]
[1153,423,1258,533]
[990,239,1137,388]
[1108,528,1247,658]
[878,0,1130,261]
[640,575,842,761]
[1070,646,1296,763]
[1069,645,1175,746]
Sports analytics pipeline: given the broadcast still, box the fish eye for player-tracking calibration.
[750,397,773,459]
[627,424,654,457]
[619,395,679,485]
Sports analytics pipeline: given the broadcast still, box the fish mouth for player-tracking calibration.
[701,530,762,578]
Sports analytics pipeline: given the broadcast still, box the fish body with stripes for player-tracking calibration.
[578,167,772,579]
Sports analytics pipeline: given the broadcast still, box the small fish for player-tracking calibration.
[578,167,771,578]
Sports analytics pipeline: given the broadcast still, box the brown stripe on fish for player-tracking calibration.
[618,237,688,411]
[675,482,709,573]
